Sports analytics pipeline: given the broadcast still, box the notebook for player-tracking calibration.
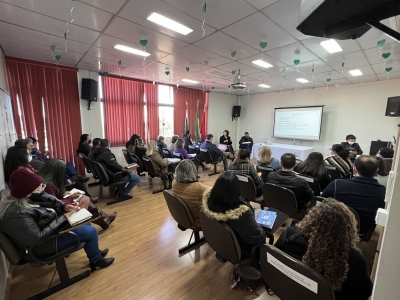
[125,163,138,169]
[167,158,181,164]
[63,188,85,198]
[67,208,93,226]
[256,210,277,229]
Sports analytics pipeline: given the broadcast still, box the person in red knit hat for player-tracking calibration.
[0,168,114,271]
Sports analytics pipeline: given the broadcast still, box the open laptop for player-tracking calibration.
[218,144,228,151]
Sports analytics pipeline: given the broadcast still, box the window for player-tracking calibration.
[41,97,48,151]
[16,94,26,139]
[158,85,174,138]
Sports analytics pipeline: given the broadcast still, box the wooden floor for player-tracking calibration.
[9,163,378,300]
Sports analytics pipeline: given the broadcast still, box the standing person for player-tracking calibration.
[156,136,168,149]
[200,134,228,171]
[239,132,254,153]
[325,144,353,178]
[256,145,281,169]
[168,135,179,152]
[76,134,92,156]
[91,139,141,200]
[275,198,373,300]
[341,134,363,161]
[146,141,173,188]
[174,138,209,171]
[126,134,140,154]
[27,136,49,161]
[296,152,331,191]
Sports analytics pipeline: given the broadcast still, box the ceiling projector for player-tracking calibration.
[231,69,246,89]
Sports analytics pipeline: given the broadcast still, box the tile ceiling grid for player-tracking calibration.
[0,0,398,94]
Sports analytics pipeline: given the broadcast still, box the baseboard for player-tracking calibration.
[4,264,13,300]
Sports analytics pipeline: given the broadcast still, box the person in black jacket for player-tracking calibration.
[202,171,266,260]
[76,134,92,156]
[91,139,140,200]
[184,131,194,146]
[275,198,373,300]
[266,153,314,210]
[239,132,253,153]
[219,130,232,146]
[341,134,363,161]
[88,138,101,159]
[156,135,168,149]
[296,152,331,191]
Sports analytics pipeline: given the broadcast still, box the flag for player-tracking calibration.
[184,102,189,136]
[200,104,207,142]
[194,100,200,142]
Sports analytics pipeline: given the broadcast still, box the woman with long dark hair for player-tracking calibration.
[37,159,116,230]
[4,146,33,184]
[126,134,140,154]
[324,144,353,178]
[76,134,92,156]
[202,172,266,258]
[375,156,389,187]
[275,198,373,300]
[297,152,331,190]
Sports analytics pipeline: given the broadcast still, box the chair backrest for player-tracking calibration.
[85,156,99,179]
[92,161,110,185]
[296,174,321,196]
[188,145,197,154]
[327,166,341,181]
[235,173,257,200]
[200,148,213,163]
[122,149,134,164]
[260,244,335,300]
[77,152,91,173]
[129,153,145,173]
[257,165,276,182]
[0,231,22,265]
[347,206,361,233]
[142,156,158,177]
[263,183,299,218]
[199,211,242,264]
[158,147,164,158]
[163,190,193,229]
[162,149,173,158]
[173,152,184,160]
[383,158,393,173]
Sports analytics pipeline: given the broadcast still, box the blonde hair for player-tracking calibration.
[0,190,34,219]
[146,140,158,156]
[257,146,274,165]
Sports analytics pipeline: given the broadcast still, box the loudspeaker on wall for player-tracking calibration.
[81,78,98,102]
[385,97,400,117]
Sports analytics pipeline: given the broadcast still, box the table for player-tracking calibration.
[252,143,314,161]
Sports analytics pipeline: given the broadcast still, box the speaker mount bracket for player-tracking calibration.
[87,100,93,110]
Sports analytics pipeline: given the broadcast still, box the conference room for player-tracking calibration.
[0,0,399,299]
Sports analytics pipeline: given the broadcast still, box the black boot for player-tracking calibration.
[100,248,109,257]
[90,256,115,271]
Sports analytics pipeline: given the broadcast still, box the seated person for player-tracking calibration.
[377,147,394,173]
[341,134,363,161]
[375,156,389,188]
[200,134,228,171]
[228,149,263,197]
[88,138,101,159]
[156,135,168,149]
[15,138,44,170]
[256,145,280,170]
[296,152,331,191]
[0,168,114,270]
[4,145,36,184]
[202,171,266,259]
[168,135,179,152]
[76,134,92,156]
[91,139,140,200]
[174,138,209,171]
[219,130,232,148]
[146,140,173,188]
[238,132,253,153]
[325,144,353,178]
[266,153,314,210]
[134,138,147,162]
[170,160,210,227]
[37,159,116,230]
[184,130,193,146]
[126,134,140,154]
[275,198,373,300]
[322,156,385,235]
[27,136,49,161]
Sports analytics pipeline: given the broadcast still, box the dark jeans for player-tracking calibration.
[240,144,252,153]
[215,155,228,171]
[120,171,140,195]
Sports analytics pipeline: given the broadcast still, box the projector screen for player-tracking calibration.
[273,106,324,141]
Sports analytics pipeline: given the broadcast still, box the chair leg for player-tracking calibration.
[152,177,166,194]
[27,258,90,300]
[178,230,206,254]
[107,184,130,205]
[88,179,102,187]
[208,163,221,176]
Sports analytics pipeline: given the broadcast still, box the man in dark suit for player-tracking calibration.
[322,155,386,235]
[239,132,254,153]
[200,134,228,171]
[266,153,314,210]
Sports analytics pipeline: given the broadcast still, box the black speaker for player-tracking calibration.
[232,106,241,118]
[81,78,98,101]
[385,97,400,117]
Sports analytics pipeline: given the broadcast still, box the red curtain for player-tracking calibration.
[145,83,159,142]
[5,57,84,174]
[174,88,207,137]
[102,76,144,146]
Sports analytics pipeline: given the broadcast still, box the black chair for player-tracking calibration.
[296,174,321,196]
[188,145,197,155]
[263,183,311,220]
[163,190,205,254]
[77,152,91,174]
[327,166,341,181]
[173,152,184,160]
[235,173,263,206]
[142,156,171,194]
[83,156,102,186]
[199,149,220,176]
[122,148,134,164]
[257,165,277,182]
[383,158,393,173]
[162,148,173,158]
[158,146,164,158]
[0,229,90,300]
[347,206,373,242]
[92,161,131,205]
[260,244,335,300]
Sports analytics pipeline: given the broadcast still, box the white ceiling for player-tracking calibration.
[0,0,399,95]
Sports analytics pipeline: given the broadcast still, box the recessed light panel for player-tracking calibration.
[252,60,273,69]
[182,79,199,84]
[349,69,363,76]
[147,12,193,35]
[296,78,310,83]
[114,44,151,57]
[258,84,271,88]
[320,39,343,54]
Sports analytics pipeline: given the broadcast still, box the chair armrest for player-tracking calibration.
[112,171,125,183]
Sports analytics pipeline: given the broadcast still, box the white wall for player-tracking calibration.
[208,92,240,146]
[239,80,400,156]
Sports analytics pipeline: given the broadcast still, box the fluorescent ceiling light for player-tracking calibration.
[258,84,271,88]
[349,69,363,76]
[147,12,193,35]
[320,39,343,54]
[252,60,273,68]
[114,44,151,57]
[296,78,310,83]
[182,79,199,84]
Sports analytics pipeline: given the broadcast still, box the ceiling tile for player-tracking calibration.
[238,53,287,72]
[377,71,400,81]
[357,19,398,50]
[347,74,378,84]
[80,0,127,14]
[104,17,188,54]
[266,42,319,65]
[246,0,279,10]
[290,59,333,76]
[324,51,370,70]
[216,62,261,81]
[119,0,215,44]
[364,42,400,65]
[194,31,259,60]
[300,37,361,59]
[222,12,296,51]
[158,54,210,73]
[172,45,231,67]
[2,47,77,66]
[371,61,398,74]
[164,0,256,29]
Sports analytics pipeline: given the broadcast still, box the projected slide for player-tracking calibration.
[273,106,324,141]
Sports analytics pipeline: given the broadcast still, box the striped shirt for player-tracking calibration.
[324,155,353,178]
[228,160,263,191]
